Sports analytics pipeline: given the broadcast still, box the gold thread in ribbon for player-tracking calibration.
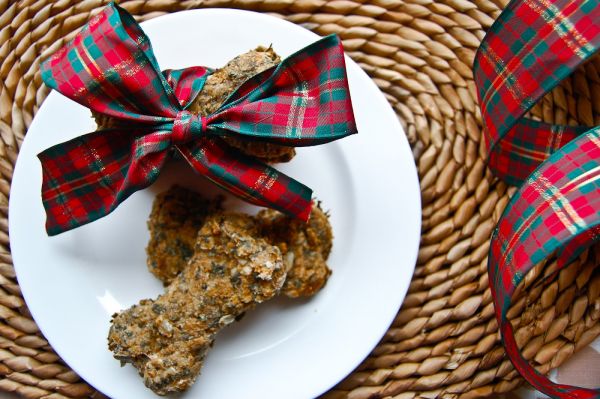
[530,0,594,58]
[254,169,277,193]
[532,174,586,234]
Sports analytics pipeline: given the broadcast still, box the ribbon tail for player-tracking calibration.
[488,128,600,398]
[38,128,170,235]
[487,118,588,186]
[177,138,313,221]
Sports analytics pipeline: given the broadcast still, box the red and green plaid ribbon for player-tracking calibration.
[474,0,600,397]
[38,3,357,235]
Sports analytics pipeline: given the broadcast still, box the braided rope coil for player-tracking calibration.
[0,0,598,398]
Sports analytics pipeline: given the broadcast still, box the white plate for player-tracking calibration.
[9,9,421,399]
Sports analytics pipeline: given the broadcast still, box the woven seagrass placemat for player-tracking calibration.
[1,0,599,398]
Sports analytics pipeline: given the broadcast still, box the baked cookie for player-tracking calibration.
[146,186,223,284]
[146,187,333,298]
[257,204,333,298]
[94,46,295,163]
[109,213,285,395]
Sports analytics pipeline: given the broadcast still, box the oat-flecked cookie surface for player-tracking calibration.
[187,46,296,163]
[93,46,296,163]
[257,204,333,298]
[188,46,279,116]
[109,214,285,395]
[146,186,223,284]
[147,187,333,297]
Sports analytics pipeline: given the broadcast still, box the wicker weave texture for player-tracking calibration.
[0,0,599,398]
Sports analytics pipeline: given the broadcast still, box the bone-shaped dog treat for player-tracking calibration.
[146,186,333,297]
[109,213,285,395]
[146,186,224,283]
[94,47,295,164]
[188,46,296,163]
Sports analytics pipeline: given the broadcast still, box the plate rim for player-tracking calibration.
[9,7,422,399]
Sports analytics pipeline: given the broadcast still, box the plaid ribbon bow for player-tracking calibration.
[474,0,600,397]
[38,3,357,235]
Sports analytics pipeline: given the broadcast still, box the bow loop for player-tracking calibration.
[38,2,358,235]
[40,3,180,124]
[208,34,356,146]
[163,67,212,109]
[172,111,206,145]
